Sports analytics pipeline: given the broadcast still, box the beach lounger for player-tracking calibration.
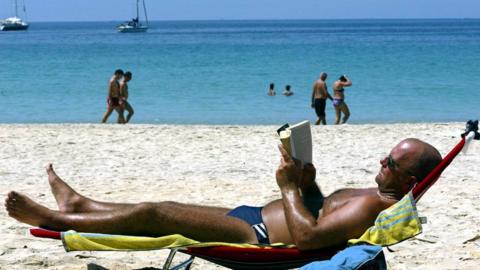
[30,120,479,270]
[30,226,386,269]
[29,187,419,269]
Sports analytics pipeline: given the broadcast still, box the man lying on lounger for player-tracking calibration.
[5,138,441,250]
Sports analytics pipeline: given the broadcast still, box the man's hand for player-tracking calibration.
[299,163,316,190]
[276,144,303,189]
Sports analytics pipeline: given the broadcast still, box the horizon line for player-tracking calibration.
[25,17,480,23]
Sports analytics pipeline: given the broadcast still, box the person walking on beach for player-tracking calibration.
[267,83,276,96]
[101,69,125,124]
[332,75,352,124]
[283,85,294,96]
[311,72,333,125]
[119,71,134,123]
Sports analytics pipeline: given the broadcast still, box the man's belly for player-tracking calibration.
[261,188,378,244]
[261,200,294,244]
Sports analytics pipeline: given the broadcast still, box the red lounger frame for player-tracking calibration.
[181,246,338,269]
[30,227,340,269]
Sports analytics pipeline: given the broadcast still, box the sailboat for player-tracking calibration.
[0,0,29,31]
[117,0,149,33]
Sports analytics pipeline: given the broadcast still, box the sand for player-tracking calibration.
[0,123,479,269]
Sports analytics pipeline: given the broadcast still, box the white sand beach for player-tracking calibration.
[0,123,479,269]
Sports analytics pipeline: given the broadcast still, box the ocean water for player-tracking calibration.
[0,19,479,124]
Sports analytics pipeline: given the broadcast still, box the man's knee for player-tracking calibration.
[135,201,152,210]
[134,202,163,220]
[135,201,180,216]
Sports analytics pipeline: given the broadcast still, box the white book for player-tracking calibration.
[277,120,312,164]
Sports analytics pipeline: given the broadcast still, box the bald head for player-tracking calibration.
[398,138,442,182]
[320,72,327,80]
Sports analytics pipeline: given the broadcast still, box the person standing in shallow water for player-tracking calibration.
[311,72,333,125]
[332,75,352,124]
[119,71,134,123]
[101,69,125,123]
[267,83,276,96]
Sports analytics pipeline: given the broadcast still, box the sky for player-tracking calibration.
[0,0,479,22]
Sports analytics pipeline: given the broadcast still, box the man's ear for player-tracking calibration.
[406,176,418,191]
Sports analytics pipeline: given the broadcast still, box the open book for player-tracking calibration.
[277,120,312,164]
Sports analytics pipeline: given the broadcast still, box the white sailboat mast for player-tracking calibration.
[14,0,18,17]
[136,0,140,20]
[143,0,149,26]
[23,0,27,21]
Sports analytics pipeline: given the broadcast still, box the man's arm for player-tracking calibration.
[119,83,127,101]
[282,189,379,250]
[108,80,115,97]
[311,83,316,107]
[319,82,334,101]
[299,164,323,218]
[276,145,379,250]
[326,86,334,101]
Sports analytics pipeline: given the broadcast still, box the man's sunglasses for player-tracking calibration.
[387,154,415,176]
[386,154,398,170]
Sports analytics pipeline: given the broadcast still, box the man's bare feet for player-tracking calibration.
[5,191,53,227]
[46,164,83,213]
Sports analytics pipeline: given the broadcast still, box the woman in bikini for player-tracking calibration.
[332,75,352,124]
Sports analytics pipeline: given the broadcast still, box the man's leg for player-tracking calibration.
[116,107,126,124]
[125,102,134,123]
[319,100,327,125]
[320,116,326,125]
[46,164,230,216]
[314,100,321,125]
[46,164,134,213]
[5,192,257,243]
[101,106,114,123]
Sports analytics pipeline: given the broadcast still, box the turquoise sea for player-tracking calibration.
[0,19,479,124]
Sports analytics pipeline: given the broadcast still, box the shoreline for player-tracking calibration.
[1,123,479,269]
[0,120,472,126]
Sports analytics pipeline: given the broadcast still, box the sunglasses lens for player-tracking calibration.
[387,155,395,169]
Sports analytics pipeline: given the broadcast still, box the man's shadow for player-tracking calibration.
[87,263,161,270]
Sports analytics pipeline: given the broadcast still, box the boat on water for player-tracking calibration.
[1,0,29,31]
[117,0,149,33]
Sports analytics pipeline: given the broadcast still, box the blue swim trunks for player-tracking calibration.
[227,205,270,244]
